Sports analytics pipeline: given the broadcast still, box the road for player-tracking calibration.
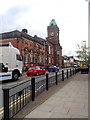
[1,68,70,86]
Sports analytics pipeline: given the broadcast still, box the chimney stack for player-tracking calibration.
[22,29,28,33]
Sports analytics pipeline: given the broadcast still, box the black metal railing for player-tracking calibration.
[35,78,46,97]
[3,80,31,120]
[2,67,80,120]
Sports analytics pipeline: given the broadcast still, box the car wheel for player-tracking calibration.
[12,71,19,81]
[36,72,39,76]
[27,74,30,76]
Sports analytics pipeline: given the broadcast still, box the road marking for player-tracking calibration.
[0,90,31,115]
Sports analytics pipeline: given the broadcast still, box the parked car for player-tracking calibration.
[27,66,46,76]
[88,64,90,68]
[80,65,89,74]
[47,65,59,72]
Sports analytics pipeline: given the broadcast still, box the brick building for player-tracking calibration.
[0,19,62,70]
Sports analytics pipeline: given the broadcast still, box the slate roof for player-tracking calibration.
[0,30,46,45]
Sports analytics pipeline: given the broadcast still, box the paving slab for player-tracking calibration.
[24,73,88,118]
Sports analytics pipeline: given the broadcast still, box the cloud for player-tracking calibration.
[0,0,88,56]
[0,3,30,32]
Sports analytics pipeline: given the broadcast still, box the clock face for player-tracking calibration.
[50,32,54,36]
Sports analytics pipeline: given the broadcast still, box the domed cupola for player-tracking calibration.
[49,19,57,26]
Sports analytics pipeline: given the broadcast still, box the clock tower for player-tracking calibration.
[47,19,59,44]
[47,19,62,67]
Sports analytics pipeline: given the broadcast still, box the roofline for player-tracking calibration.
[0,30,33,41]
[0,30,47,45]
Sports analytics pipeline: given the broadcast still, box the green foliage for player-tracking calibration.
[86,51,90,65]
[76,41,90,65]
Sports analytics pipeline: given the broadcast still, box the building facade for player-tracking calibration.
[62,55,75,67]
[0,19,62,70]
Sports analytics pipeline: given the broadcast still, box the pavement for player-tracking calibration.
[14,72,88,119]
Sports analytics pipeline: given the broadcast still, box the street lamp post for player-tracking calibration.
[88,1,90,50]
[44,41,46,67]
[86,0,90,50]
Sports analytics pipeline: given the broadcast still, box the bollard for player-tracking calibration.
[31,77,35,101]
[3,88,9,120]
[62,70,64,81]
[46,73,48,91]
[67,69,68,79]
[56,71,58,85]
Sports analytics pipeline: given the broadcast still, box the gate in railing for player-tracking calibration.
[2,68,80,120]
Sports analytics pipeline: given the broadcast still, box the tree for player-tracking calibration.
[76,41,90,65]
[86,51,90,65]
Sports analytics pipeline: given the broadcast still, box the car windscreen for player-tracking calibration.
[29,67,36,70]
[49,66,56,68]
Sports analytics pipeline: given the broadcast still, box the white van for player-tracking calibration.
[0,42,22,81]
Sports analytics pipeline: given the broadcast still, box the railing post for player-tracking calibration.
[31,77,35,101]
[73,68,74,75]
[67,69,68,79]
[62,70,64,81]
[56,71,58,85]
[75,68,76,74]
[78,68,79,72]
[3,88,9,120]
[46,73,48,91]
[75,68,77,73]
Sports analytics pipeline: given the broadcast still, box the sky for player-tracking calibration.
[0,0,88,57]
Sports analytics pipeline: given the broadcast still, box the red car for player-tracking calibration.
[27,66,46,76]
